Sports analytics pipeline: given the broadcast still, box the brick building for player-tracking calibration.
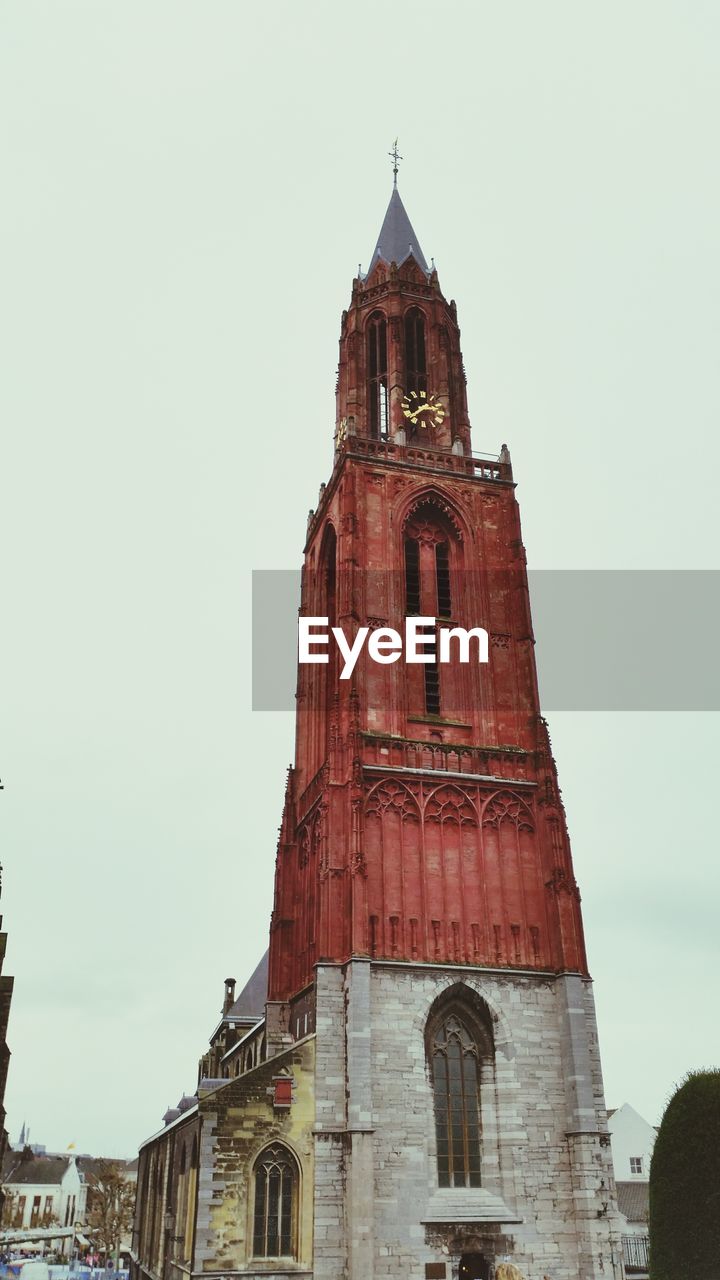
[131,176,622,1280]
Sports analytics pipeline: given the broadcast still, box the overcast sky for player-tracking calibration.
[1,1,719,1157]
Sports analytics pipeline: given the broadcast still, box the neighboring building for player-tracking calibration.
[1,1148,86,1235]
[615,1183,649,1279]
[608,1104,657,1183]
[197,955,268,1082]
[132,170,622,1280]
[607,1105,656,1278]
[1,1148,138,1260]
[0,865,15,1221]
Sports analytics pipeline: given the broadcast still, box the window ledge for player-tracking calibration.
[407,716,472,729]
[422,1188,522,1224]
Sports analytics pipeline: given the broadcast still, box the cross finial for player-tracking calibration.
[388,138,402,187]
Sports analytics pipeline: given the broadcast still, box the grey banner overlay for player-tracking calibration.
[252,570,720,712]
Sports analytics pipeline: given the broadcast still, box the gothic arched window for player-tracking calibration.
[252,1144,298,1259]
[404,535,421,614]
[404,307,427,398]
[320,523,337,730]
[430,1012,482,1187]
[404,502,457,714]
[367,311,388,439]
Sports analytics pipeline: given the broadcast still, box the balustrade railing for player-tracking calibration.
[361,734,532,782]
[622,1234,649,1271]
[341,436,512,482]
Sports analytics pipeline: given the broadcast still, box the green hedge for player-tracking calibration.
[649,1069,720,1278]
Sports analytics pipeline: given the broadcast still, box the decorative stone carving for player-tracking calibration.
[545,865,581,900]
[404,493,464,541]
[425,785,477,825]
[298,827,311,869]
[406,514,448,547]
[481,790,534,831]
[366,778,420,821]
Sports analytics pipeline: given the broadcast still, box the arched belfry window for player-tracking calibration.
[432,1014,482,1187]
[404,501,458,714]
[321,523,337,709]
[367,311,388,439]
[404,535,421,615]
[252,1144,298,1259]
[322,524,337,627]
[404,307,427,398]
[404,503,455,619]
[309,522,338,774]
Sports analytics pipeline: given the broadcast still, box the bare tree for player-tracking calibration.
[0,1189,21,1228]
[85,1162,135,1263]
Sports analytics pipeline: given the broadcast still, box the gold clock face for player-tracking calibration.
[401,389,446,429]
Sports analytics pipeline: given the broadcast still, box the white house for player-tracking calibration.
[608,1102,657,1181]
[1,1150,86,1240]
[608,1103,657,1278]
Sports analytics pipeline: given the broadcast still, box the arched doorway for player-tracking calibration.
[459,1254,489,1280]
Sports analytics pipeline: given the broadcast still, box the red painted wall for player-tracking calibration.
[268,252,588,1003]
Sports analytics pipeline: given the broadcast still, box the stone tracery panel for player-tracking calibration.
[403,491,464,542]
[481,789,534,831]
[361,779,549,967]
[425,785,478,826]
[365,778,420,821]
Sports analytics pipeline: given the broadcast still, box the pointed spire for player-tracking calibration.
[366,186,430,276]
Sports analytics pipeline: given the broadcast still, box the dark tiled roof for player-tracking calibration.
[1,1151,21,1181]
[367,187,430,275]
[1,1153,69,1186]
[227,951,268,1021]
[76,1156,130,1179]
[617,1181,650,1223]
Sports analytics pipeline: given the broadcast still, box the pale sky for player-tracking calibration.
[1,1,719,1157]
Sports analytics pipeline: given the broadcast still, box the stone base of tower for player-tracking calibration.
[312,960,623,1280]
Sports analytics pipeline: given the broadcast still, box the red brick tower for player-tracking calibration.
[268,185,587,1009]
[266,177,619,1279]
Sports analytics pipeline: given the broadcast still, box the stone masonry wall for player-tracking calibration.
[194,1037,315,1277]
[313,960,622,1280]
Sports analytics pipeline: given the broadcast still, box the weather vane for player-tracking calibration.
[388,138,403,187]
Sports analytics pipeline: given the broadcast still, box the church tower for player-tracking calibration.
[266,171,621,1279]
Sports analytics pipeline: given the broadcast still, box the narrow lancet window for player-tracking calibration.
[368,312,388,439]
[424,657,441,716]
[404,307,427,398]
[253,1145,297,1258]
[432,1014,482,1188]
[435,541,451,617]
[404,502,457,717]
[405,537,421,614]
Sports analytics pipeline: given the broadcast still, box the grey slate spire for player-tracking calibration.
[366,186,430,276]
